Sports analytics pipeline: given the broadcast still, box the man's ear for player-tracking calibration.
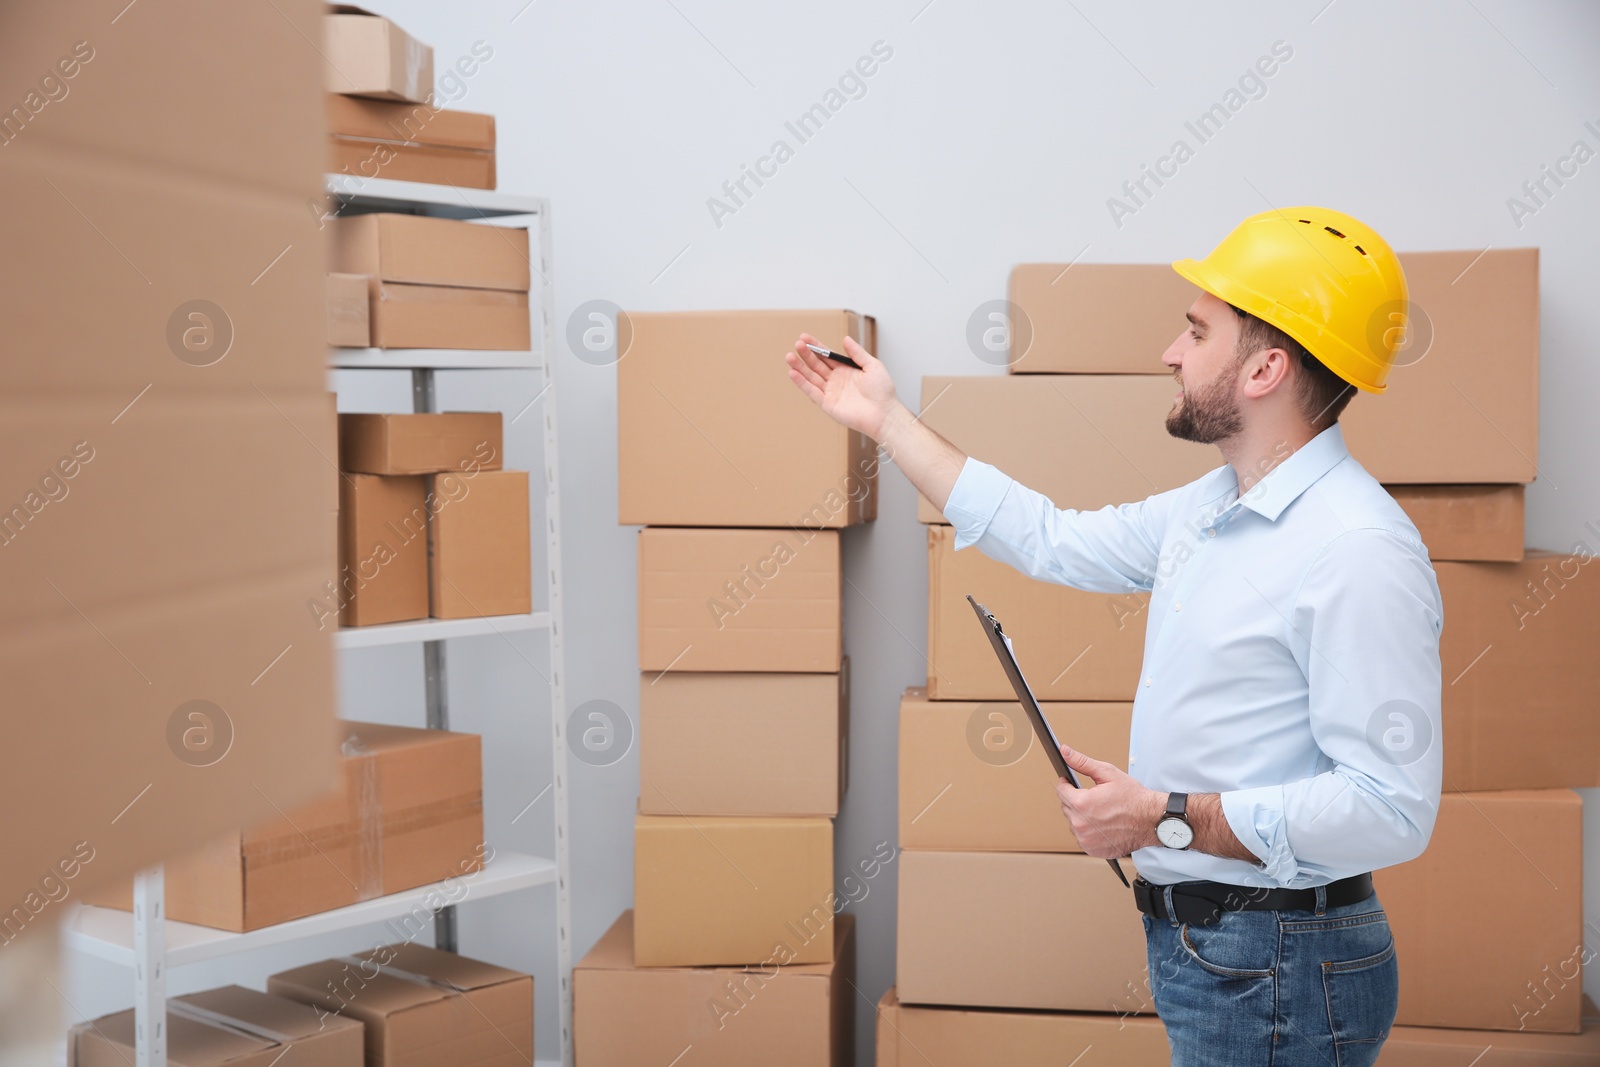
[1243,346,1292,400]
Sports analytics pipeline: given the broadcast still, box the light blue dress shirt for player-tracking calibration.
[943,422,1444,889]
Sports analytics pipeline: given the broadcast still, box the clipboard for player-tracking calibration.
[968,594,1130,888]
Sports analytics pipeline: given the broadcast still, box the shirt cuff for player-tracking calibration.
[1219,786,1299,886]
[943,457,1013,549]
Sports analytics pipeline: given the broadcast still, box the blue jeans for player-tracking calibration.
[1142,886,1399,1067]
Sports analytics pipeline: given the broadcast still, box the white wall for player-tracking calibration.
[65,3,1600,1063]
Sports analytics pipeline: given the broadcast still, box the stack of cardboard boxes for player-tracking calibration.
[70,946,536,1066]
[322,7,509,350]
[333,412,531,627]
[329,214,533,351]
[75,715,540,1061]
[573,311,877,1065]
[323,6,498,189]
[879,250,1600,1063]
[83,721,487,931]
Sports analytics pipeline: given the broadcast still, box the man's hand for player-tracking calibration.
[784,332,970,513]
[1056,745,1262,864]
[1055,746,1163,859]
[784,333,901,441]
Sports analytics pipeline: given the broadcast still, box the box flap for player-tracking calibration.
[270,955,450,1015]
[176,984,362,1042]
[364,941,531,992]
[73,1006,277,1067]
[338,719,476,755]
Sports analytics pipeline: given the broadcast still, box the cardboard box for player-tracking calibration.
[337,473,430,626]
[327,93,496,150]
[640,663,848,817]
[328,272,372,347]
[331,214,530,292]
[84,722,483,931]
[330,135,497,190]
[1377,790,1583,1033]
[915,375,1218,523]
[1388,484,1524,562]
[638,528,841,673]
[1344,249,1539,484]
[898,688,1131,851]
[575,910,854,1067]
[70,985,364,1067]
[1008,262,1198,373]
[338,412,504,475]
[874,992,1600,1067]
[427,470,532,619]
[1379,1016,1600,1065]
[324,5,433,104]
[270,942,533,1067]
[368,282,529,350]
[897,849,1147,1011]
[875,987,1166,1066]
[1436,552,1600,790]
[0,1,340,915]
[618,310,878,527]
[957,250,1540,485]
[634,814,834,967]
[927,524,1144,700]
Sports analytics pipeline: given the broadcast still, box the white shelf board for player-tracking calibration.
[62,851,556,969]
[325,173,544,217]
[334,612,549,649]
[330,346,542,370]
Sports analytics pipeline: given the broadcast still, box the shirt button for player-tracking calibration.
[1206,528,1216,538]
[1129,756,1137,765]
[1173,602,1182,612]
[1144,678,1152,688]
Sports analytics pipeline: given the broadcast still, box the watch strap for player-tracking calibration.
[1165,791,1189,819]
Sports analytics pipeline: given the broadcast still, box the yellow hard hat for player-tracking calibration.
[1172,206,1408,394]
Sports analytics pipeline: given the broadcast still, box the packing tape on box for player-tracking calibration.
[334,955,471,994]
[404,40,429,100]
[168,1000,297,1045]
[341,733,384,902]
[238,795,481,870]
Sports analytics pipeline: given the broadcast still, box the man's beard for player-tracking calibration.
[1165,359,1244,444]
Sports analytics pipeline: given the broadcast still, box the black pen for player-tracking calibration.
[805,342,861,370]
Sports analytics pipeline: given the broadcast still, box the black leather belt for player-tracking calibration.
[1133,872,1373,926]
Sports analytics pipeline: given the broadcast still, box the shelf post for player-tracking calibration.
[132,866,166,1067]
[532,202,576,1067]
[413,364,459,954]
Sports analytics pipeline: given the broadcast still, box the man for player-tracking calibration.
[784,207,1443,1066]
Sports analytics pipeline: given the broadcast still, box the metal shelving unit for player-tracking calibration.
[62,174,573,1067]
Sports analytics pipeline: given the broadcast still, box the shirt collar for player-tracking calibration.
[1231,422,1351,522]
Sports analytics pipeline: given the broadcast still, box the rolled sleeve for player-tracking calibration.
[1219,785,1293,882]
[944,457,1015,550]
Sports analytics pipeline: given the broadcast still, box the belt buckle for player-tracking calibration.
[1132,878,1158,918]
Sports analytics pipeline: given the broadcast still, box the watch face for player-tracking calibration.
[1157,817,1194,849]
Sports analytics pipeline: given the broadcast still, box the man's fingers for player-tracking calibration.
[841,334,875,366]
[792,337,835,380]
[787,366,824,405]
[786,348,828,393]
[1060,744,1122,785]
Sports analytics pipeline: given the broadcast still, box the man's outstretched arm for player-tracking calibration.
[786,331,1168,595]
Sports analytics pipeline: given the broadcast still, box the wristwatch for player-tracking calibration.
[1155,792,1194,850]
